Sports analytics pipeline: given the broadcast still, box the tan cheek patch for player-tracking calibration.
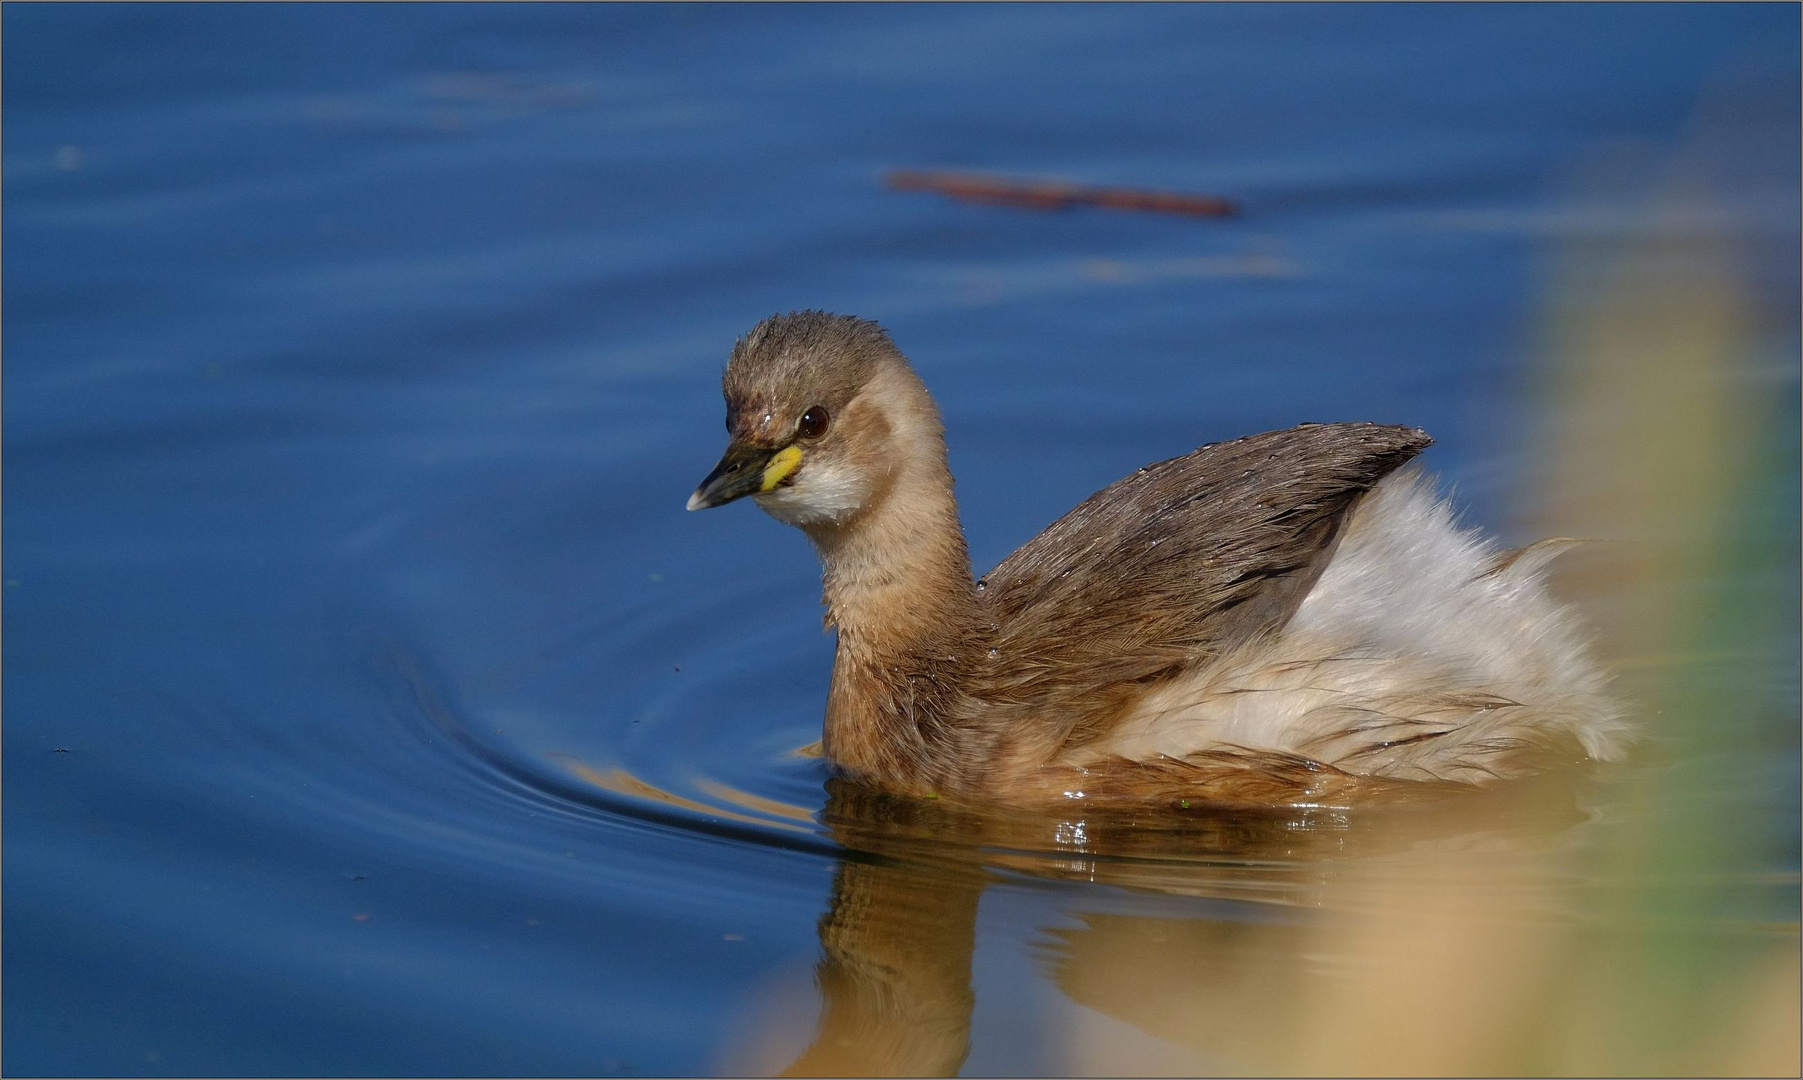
[838,393,898,497]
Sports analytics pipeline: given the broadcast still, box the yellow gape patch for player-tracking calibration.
[760,445,803,491]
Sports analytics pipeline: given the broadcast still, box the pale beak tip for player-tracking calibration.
[685,490,707,512]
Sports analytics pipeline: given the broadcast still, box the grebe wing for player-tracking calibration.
[977,422,1431,741]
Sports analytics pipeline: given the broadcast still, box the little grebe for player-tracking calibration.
[688,312,1628,806]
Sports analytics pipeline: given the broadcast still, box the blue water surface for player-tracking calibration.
[5,4,1798,1076]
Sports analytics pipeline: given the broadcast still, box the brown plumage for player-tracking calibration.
[688,312,1627,808]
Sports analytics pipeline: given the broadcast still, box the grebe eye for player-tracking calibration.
[797,406,830,440]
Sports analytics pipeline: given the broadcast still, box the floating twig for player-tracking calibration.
[885,170,1238,218]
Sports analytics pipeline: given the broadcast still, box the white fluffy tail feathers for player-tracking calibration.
[1089,468,1631,783]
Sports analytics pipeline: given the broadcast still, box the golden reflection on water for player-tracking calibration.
[566,762,817,834]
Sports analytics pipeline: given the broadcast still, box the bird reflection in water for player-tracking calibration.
[744,773,1601,1078]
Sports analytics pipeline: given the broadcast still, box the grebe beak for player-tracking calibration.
[686,440,802,511]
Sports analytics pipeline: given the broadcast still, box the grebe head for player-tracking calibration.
[687,311,938,529]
